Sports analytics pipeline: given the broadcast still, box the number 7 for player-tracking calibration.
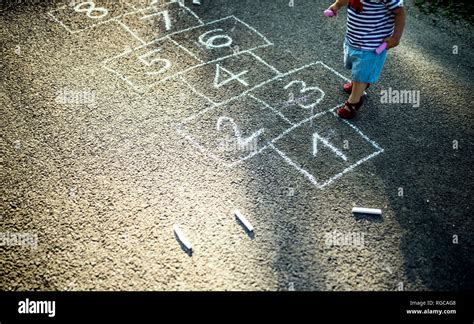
[140,10,172,31]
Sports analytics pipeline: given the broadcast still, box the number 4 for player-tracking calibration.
[214,64,249,88]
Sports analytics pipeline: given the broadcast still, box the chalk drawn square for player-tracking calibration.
[47,1,133,33]
[166,15,273,63]
[118,2,203,43]
[179,51,281,105]
[271,111,383,188]
[177,95,290,167]
[103,37,201,92]
[249,62,350,124]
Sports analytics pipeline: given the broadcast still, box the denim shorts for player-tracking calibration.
[344,40,388,84]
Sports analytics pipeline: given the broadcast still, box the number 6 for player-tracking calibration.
[199,29,233,49]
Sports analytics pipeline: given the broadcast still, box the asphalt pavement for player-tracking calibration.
[1,0,473,291]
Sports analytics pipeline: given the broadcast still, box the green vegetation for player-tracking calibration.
[413,0,474,24]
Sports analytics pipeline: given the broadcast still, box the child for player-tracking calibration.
[328,0,406,119]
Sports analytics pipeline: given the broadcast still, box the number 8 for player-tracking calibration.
[74,1,108,19]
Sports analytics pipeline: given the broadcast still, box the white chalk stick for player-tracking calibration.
[235,210,254,232]
[352,207,382,215]
[192,0,201,4]
[173,224,192,250]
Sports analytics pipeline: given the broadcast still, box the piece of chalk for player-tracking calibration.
[375,42,388,55]
[173,224,192,251]
[324,9,335,17]
[352,207,382,215]
[235,210,254,232]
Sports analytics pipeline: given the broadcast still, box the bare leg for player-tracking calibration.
[348,81,367,105]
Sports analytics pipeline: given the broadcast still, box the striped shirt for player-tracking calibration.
[346,0,404,51]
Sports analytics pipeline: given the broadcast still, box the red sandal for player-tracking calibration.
[343,82,370,94]
[336,99,364,119]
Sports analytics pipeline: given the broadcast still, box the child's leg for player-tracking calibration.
[348,81,368,104]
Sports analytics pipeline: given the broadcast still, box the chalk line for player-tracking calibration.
[179,75,217,106]
[181,61,325,124]
[102,65,144,93]
[229,15,273,46]
[247,51,282,76]
[248,94,294,126]
[169,37,204,63]
[120,15,273,57]
[270,144,320,187]
[317,150,384,188]
[214,64,249,88]
[329,110,383,151]
[313,132,348,161]
[115,19,146,45]
[177,0,204,25]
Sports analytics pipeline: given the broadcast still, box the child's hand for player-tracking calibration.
[383,36,401,49]
[329,2,342,15]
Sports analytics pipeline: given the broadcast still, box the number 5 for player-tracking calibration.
[139,49,172,76]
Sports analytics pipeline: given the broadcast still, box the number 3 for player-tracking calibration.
[284,80,325,109]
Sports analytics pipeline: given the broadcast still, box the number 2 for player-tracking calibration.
[217,117,264,146]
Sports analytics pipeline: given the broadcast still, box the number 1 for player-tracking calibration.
[313,133,347,161]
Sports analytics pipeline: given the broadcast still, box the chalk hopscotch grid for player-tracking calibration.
[182,61,330,124]
[48,2,384,189]
[116,2,205,46]
[269,109,384,189]
[101,15,274,93]
[174,93,296,168]
[177,51,283,107]
[179,60,383,188]
[47,0,200,34]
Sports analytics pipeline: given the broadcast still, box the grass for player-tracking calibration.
[413,0,474,24]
